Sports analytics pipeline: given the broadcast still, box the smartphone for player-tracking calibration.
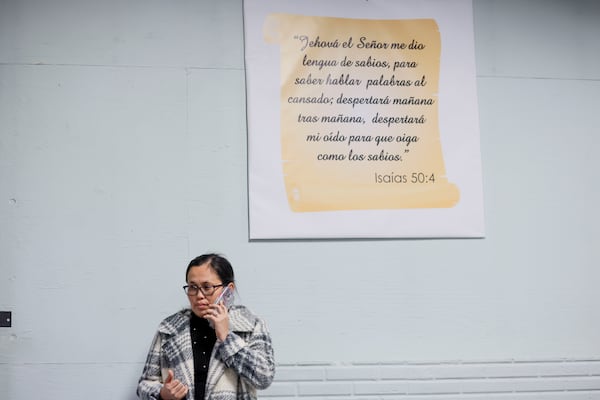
[214,286,234,308]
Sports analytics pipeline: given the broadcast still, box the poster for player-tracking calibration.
[244,0,484,239]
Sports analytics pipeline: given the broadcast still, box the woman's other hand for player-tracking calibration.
[159,369,188,400]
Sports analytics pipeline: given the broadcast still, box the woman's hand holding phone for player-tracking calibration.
[206,286,232,341]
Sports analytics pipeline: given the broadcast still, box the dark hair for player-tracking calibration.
[186,253,235,285]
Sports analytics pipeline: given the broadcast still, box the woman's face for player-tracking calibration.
[186,262,226,318]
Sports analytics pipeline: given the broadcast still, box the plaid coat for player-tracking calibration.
[137,305,275,400]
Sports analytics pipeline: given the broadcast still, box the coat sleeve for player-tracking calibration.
[136,331,164,400]
[215,316,275,390]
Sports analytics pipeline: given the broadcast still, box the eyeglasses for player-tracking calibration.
[183,284,225,296]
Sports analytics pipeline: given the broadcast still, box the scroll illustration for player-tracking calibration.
[264,14,460,212]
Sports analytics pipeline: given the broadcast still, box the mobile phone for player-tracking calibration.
[214,286,234,308]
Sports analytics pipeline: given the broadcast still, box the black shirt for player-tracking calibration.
[190,313,217,400]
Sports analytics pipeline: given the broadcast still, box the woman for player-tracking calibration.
[137,253,275,400]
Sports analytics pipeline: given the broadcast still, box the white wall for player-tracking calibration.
[0,0,599,399]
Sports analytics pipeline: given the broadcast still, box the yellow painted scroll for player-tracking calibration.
[265,14,459,212]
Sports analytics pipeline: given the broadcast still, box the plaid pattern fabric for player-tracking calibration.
[137,305,275,400]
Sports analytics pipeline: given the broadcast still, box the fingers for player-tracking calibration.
[206,304,227,320]
[209,304,230,342]
[171,380,188,399]
[165,369,174,383]
[201,303,225,318]
[160,379,189,400]
[161,370,189,400]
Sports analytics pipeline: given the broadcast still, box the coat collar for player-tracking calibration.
[158,306,257,336]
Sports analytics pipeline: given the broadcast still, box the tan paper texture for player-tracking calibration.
[265,14,459,212]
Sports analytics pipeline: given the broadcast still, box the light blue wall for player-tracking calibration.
[0,0,599,399]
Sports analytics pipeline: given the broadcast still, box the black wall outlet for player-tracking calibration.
[0,311,12,327]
